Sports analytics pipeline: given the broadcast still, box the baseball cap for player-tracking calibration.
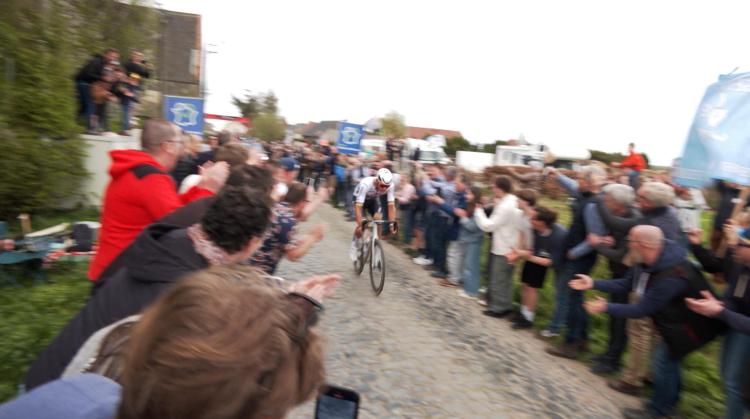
[280,157,300,172]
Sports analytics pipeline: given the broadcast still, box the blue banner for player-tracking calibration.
[163,95,205,135]
[336,122,365,155]
[673,72,750,187]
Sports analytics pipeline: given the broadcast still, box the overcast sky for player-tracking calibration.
[158,0,750,165]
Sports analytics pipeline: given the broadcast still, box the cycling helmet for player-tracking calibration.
[376,168,393,186]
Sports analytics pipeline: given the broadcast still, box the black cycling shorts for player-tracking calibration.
[355,196,380,218]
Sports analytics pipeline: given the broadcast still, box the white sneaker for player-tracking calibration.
[412,256,433,266]
[457,290,476,300]
[539,329,560,338]
[477,299,487,307]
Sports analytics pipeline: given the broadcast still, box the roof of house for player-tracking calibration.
[405,126,463,140]
[301,120,339,138]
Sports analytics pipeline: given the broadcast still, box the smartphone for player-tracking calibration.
[315,385,359,419]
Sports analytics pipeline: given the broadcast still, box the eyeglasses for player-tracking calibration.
[285,292,323,343]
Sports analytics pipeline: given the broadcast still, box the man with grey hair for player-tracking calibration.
[597,181,683,242]
[544,166,608,359]
[594,181,684,396]
[88,119,229,281]
[586,183,638,374]
[571,224,723,418]
[426,166,460,280]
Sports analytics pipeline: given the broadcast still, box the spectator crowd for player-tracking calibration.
[1,118,748,419]
[75,48,150,135]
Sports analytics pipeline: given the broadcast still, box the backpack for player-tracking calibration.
[70,223,94,252]
[649,261,728,359]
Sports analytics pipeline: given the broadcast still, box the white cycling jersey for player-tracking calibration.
[353,176,395,204]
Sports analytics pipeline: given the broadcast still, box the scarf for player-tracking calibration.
[187,224,232,266]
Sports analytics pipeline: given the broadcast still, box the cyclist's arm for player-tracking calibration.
[353,181,366,227]
[387,186,397,222]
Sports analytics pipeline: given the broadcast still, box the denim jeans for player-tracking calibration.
[431,217,450,273]
[121,97,132,132]
[344,184,354,217]
[399,203,415,244]
[76,81,93,130]
[446,241,465,284]
[628,170,640,189]
[563,255,597,344]
[648,342,682,416]
[722,330,750,419]
[423,213,435,259]
[461,239,482,296]
[547,268,568,333]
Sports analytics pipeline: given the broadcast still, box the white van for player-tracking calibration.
[359,138,386,158]
[403,138,450,165]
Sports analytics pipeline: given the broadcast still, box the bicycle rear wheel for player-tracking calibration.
[369,239,386,295]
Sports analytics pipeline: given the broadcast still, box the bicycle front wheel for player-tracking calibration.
[353,235,366,276]
[369,239,386,295]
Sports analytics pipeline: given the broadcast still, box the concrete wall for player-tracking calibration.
[79,132,141,208]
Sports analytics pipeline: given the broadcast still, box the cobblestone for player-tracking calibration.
[282,204,639,418]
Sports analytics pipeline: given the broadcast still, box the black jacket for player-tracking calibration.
[596,241,725,359]
[93,198,214,288]
[25,224,208,389]
[123,59,150,79]
[74,55,106,83]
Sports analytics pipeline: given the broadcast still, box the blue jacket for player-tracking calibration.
[0,374,120,419]
[459,215,484,244]
[594,239,688,318]
[437,192,467,241]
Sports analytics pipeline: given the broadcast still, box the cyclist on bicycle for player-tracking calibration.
[353,168,398,238]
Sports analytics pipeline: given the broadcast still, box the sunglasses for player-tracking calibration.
[286,291,323,343]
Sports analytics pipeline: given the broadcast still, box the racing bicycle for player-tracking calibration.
[352,220,396,296]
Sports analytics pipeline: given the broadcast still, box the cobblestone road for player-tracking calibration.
[282,204,639,418]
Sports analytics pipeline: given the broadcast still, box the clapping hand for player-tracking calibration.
[685,290,724,318]
[288,274,340,303]
[686,229,703,246]
[568,274,593,290]
[310,223,327,242]
[584,296,608,314]
[198,161,229,193]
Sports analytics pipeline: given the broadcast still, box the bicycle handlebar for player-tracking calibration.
[361,220,398,227]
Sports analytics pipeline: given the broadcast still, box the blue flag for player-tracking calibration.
[164,96,205,135]
[673,72,750,187]
[336,122,365,155]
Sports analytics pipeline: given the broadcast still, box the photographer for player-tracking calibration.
[120,51,151,134]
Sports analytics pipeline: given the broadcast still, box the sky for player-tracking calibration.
[158,0,750,165]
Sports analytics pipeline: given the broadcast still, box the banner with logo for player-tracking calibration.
[164,95,205,135]
[336,122,365,155]
[673,72,750,188]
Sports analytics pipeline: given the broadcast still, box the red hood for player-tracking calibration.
[108,150,165,179]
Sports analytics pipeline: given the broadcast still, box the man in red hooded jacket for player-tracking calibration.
[87,119,228,281]
[612,142,646,189]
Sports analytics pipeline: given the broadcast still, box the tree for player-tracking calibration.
[444,136,472,157]
[232,90,279,119]
[0,0,157,217]
[381,111,406,139]
[232,91,260,120]
[588,149,624,165]
[251,113,286,142]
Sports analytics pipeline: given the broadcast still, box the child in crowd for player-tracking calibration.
[456,186,485,299]
[511,206,567,329]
